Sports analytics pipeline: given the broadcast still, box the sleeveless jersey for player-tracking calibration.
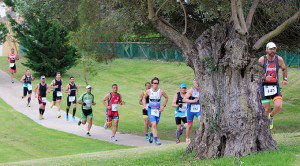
[9,53,16,63]
[175,92,187,117]
[149,88,161,109]
[38,83,47,97]
[54,79,62,91]
[191,87,200,104]
[263,55,279,85]
[108,92,120,111]
[23,75,32,87]
[68,83,77,96]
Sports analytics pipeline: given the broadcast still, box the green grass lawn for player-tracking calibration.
[3,132,300,166]
[0,98,130,163]
[0,57,299,141]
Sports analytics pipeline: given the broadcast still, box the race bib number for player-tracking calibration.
[191,104,201,112]
[179,103,187,112]
[151,108,160,117]
[69,96,75,102]
[9,63,15,67]
[57,91,62,97]
[86,100,92,107]
[41,97,47,103]
[264,85,277,96]
[112,104,118,111]
[27,84,32,91]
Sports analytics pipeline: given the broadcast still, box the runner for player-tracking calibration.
[20,69,34,107]
[77,85,96,136]
[139,82,152,141]
[102,84,125,142]
[34,76,50,120]
[7,48,19,83]
[258,42,287,130]
[172,84,188,144]
[143,77,168,146]
[64,76,78,121]
[50,72,63,118]
[183,79,201,143]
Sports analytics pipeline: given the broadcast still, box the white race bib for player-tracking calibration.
[9,63,15,67]
[264,86,277,96]
[151,108,160,117]
[41,97,47,103]
[27,84,32,91]
[57,91,62,97]
[69,96,75,102]
[86,100,92,107]
[112,104,118,111]
[191,104,201,112]
[179,103,187,112]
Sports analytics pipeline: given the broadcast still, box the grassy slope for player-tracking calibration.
[0,98,130,163]
[0,57,299,140]
[3,132,300,166]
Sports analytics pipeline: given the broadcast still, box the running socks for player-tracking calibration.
[39,108,42,115]
[154,137,158,143]
[28,97,31,104]
[73,108,76,116]
[39,108,45,115]
[176,130,181,140]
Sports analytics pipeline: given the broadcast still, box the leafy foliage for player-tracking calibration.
[8,13,77,76]
[0,22,9,44]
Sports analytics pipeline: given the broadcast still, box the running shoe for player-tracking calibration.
[50,104,53,109]
[186,138,191,143]
[78,120,82,126]
[86,132,91,136]
[22,96,24,99]
[39,116,42,120]
[145,135,149,141]
[269,113,274,130]
[27,104,30,107]
[66,115,69,121]
[155,141,162,146]
[72,116,76,121]
[57,113,61,118]
[176,139,180,144]
[11,80,14,83]
[111,136,118,142]
[104,123,108,130]
[149,132,153,143]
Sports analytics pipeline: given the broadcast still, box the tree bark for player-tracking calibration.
[184,22,278,158]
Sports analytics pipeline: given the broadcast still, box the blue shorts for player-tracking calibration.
[187,103,201,124]
[147,107,161,123]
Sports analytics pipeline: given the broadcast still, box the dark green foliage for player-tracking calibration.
[0,22,9,44]
[8,13,77,76]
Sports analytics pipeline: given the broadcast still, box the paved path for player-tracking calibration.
[0,70,174,147]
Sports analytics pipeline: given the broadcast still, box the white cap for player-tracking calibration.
[266,42,276,49]
[86,85,92,89]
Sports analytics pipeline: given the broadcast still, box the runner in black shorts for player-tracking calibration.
[34,76,50,120]
[20,69,34,107]
[65,76,78,121]
[139,82,152,141]
[50,72,63,118]
[172,84,188,144]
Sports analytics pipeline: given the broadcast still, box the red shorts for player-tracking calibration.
[106,109,119,122]
[10,65,17,73]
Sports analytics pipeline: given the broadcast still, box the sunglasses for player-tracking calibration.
[153,82,159,84]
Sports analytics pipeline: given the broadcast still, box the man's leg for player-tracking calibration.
[87,118,92,132]
[112,120,119,137]
[186,122,193,141]
[144,117,149,134]
[151,121,157,137]
[262,102,271,117]
[270,97,283,117]
[28,93,31,105]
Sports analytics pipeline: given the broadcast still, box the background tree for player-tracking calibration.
[8,12,76,76]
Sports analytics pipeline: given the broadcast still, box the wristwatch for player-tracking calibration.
[163,104,167,107]
[284,78,288,81]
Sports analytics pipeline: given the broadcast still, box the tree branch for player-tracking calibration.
[253,10,300,50]
[178,0,188,35]
[236,0,247,34]
[246,0,259,30]
[155,0,170,17]
[231,0,242,33]
[148,0,155,20]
